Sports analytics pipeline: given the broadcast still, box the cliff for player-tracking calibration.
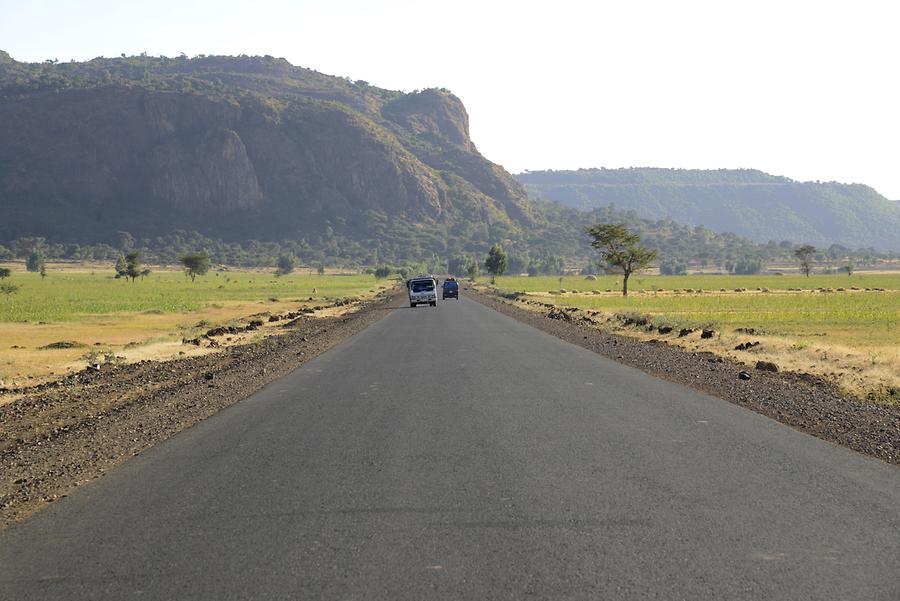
[0,53,531,243]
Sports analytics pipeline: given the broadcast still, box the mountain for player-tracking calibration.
[0,51,531,251]
[518,168,900,252]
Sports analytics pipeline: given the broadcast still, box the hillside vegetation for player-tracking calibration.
[519,168,900,252]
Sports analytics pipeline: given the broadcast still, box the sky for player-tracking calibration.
[2,0,898,198]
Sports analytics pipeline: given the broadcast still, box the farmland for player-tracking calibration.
[487,273,900,401]
[0,265,388,388]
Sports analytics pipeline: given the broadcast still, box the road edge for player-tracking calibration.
[465,286,900,466]
[0,288,402,530]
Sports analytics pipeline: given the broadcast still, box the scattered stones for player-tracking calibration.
[700,329,716,339]
[38,341,85,350]
[738,370,752,380]
[620,314,651,327]
[657,325,674,335]
[547,308,573,322]
[755,361,779,372]
[678,328,696,337]
[734,341,760,351]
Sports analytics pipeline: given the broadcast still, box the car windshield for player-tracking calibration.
[411,281,434,292]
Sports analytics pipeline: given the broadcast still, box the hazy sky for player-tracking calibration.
[2,0,898,198]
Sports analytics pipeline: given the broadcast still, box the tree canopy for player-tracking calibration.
[181,253,211,282]
[484,244,508,283]
[586,223,657,296]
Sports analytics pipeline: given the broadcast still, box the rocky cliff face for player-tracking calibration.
[0,53,530,242]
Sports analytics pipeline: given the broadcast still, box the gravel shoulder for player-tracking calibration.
[0,289,400,530]
[467,286,900,466]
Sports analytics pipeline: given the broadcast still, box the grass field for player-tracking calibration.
[0,269,381,322]
[487,273,900,402]
[0,265,388,389]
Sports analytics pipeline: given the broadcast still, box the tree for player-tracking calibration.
[659,260,687,275]
[116,231,135,251]
[0,282,18,299]
[124,251,143,283]
[586,223,657,296]
[40,264,47,280]
[840,261,854,276]
[374,266,392,279]
[317,263,326,276]
[795,244,817,277]
[114,255,128,279]
[25,250,45,273]
[275,254,296,276]
[0,267,10,279]
[466,260,479,280]
[181,253,211,282]
[484,244,508,284]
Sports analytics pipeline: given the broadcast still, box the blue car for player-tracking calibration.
[442,278,459,300]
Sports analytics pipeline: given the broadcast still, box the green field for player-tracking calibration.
[0,270,383,323]
[489,273,900,347]
[0,268,390,387]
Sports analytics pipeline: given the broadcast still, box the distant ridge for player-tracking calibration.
[518,168,900,252]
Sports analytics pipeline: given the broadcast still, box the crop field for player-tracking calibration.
[0,266,388,388]
[0,269,381,323]
[488,273,900,401]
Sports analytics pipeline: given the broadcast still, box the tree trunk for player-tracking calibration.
[622,273,629,296]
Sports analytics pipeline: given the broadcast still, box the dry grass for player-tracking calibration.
[0,267,387,393]
[485,275,900,403]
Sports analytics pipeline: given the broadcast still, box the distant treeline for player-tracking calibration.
[2,209,895,277]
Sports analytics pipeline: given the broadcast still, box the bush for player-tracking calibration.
[659,261,687,275]
[275,254,296,275]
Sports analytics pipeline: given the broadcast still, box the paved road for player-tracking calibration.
[1,296,899,600]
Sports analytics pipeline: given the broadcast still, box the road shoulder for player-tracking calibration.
[466,286,900,466]
[0,289,401,530]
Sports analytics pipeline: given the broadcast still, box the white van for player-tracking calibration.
[407,276,437,307]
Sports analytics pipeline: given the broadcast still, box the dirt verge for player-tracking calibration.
[467,287,900,466]
[0,289,400,530]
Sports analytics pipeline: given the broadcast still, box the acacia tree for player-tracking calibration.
[484,244,508,284]
[181,253,211,282]
[795,244,816,277]
[586,223,657,296]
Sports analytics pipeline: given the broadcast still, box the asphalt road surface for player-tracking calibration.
[2,296,899,600]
